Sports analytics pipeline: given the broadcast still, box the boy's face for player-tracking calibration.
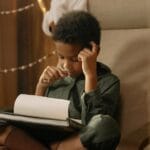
[55,41,83,78]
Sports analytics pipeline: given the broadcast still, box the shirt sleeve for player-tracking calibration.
[80,74,120,125]
[79,75,121,149]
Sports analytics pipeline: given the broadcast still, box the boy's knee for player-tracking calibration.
[80,114,121,150]
[0,126,13,147]
[0,146,8,150]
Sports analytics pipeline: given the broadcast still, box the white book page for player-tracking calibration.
[14,94,70,120]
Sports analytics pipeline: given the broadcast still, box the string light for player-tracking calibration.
[0,51,56,74]
[37,0,47,14]
[0,3,34,15]
[0,0,51,74]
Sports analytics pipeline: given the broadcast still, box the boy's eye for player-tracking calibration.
[71,57,78,62]
[58,55,64,59]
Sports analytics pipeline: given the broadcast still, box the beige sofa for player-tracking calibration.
[89,0,150,149]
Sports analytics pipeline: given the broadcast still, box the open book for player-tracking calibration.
[0,94,83,132]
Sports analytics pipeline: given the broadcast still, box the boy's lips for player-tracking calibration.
[58,66,74,76]
[67,71,73,76]
[61,68,72,74]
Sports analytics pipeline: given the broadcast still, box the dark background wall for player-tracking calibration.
[0,0,56,107]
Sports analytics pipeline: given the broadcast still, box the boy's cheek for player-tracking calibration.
[57,61,63,68]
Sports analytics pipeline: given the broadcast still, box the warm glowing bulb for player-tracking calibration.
[37,0,47,14]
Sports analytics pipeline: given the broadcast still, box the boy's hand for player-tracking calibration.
[78,42,99,93]
[78,42,99,78]
[35,66,68,95]
[38,66,68,87]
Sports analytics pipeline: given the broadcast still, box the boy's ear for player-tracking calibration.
[96,45,100,55]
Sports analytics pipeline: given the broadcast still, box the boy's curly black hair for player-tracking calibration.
[52,11,101,48]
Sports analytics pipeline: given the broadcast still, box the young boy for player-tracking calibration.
[0,11,120,150]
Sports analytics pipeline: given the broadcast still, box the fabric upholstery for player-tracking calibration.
[89,0,150,149]
[89,0,150,29]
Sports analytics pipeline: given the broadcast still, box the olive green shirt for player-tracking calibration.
[45,62,120,125]
[45,62,121,149]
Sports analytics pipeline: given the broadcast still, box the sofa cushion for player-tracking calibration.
[97,28,150,146]
[89,0,150,29]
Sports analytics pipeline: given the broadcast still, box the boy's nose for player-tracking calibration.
[63,60,71,71]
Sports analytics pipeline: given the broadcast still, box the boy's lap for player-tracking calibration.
[50,134,87,150]
[0,146,8,150]
[0,125,85,150]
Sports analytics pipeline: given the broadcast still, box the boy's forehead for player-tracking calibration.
[55,42,82,57]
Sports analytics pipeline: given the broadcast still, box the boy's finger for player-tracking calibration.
[48,67,60,79]
[78,52,84,61]
[56,66,69,77]
[90,41,99,53]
